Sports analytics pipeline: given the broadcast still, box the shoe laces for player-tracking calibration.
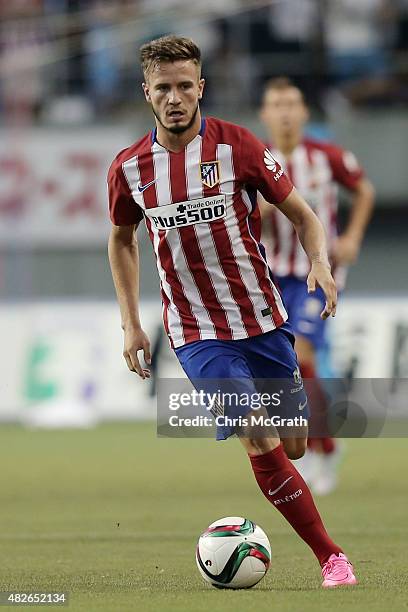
[322,554,351,578]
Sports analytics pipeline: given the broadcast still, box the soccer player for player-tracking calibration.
[108,35,357,587]
[259,78,375,494]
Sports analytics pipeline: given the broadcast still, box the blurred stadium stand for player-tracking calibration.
[1,0,407,118]
[0,0,407,301]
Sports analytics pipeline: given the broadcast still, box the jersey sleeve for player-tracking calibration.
[326,144,364,190]
[237,127,293,204]
[108,158,144,226]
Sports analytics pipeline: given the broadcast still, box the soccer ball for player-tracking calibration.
[196,516,271,589]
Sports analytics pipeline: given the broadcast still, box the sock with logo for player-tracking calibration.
[300,362,336,455]
[249,444,342,565]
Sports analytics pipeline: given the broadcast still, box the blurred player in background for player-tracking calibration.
[259,78,375,494]
[108,36,358,587]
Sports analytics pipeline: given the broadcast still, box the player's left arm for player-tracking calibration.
[333,177,375,265]
[237,128,336,318]
[278,187,337,320]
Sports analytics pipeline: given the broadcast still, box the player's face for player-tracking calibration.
[143,60,205,134]
[260,87,309,139]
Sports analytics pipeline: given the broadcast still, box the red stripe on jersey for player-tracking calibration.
[169,150,231,339]
[201,139,263,337]
[249,204,262,242]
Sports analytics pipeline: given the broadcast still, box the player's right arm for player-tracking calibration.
[107,156,151,379]
[108,223,151,379]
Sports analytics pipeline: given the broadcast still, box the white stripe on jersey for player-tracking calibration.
[312,148,337,243]
[122,156,144,207]
[153,144,214,340]
[217,143,272,334]
[185,137,246,339]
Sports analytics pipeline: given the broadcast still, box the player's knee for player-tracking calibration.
[282,438,307,460]
[286,447,305,460]
[246,438,269,455]
[239,436,280,456]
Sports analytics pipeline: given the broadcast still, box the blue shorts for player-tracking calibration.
[277,275,326,349]
[175,323,309,440]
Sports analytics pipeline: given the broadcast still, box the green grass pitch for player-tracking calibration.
[0,423,407,611]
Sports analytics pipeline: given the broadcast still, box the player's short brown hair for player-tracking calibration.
[262,77,306,103]
[140,35,201,79]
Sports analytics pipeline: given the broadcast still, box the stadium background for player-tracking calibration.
[0,2,407,611]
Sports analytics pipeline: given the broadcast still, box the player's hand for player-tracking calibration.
[123,326,151,379]
[332,232,361,265]
[307,262,337,320]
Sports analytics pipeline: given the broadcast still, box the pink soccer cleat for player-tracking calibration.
[321,553,358,588]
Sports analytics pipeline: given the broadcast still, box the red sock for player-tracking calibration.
[249,444,342,565]
[300,362,336,455]
[321,437,336,454]
[308,436,336,454]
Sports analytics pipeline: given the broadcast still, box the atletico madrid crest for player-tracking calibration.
[200,161,220,188]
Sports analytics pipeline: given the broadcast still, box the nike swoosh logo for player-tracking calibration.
[137,179,156,193]
[298,399,307,411]
[268,476,293,496]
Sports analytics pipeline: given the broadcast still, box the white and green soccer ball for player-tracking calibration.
[196,516,271,589]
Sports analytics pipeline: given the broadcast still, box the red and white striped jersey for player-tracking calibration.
[261,138,364,285]
[108,117,293,348]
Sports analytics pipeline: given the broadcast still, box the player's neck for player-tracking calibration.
[271,133,303,158]
[155,111,202,153]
